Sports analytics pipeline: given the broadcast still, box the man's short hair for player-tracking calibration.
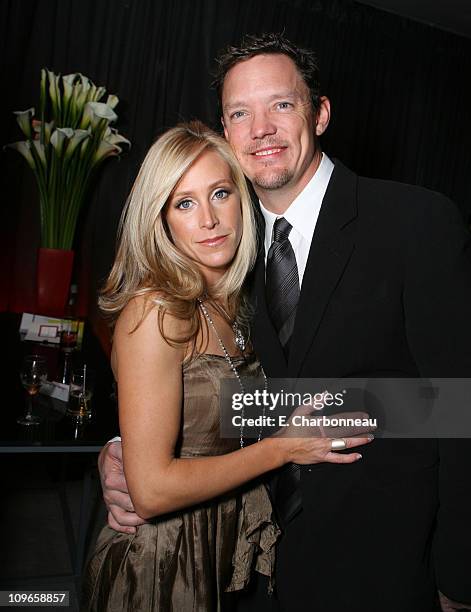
[213,32,321,114]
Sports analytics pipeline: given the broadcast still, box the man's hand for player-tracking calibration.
[440,591,471,611]
[98,440,148,534]
[274,399,377,440]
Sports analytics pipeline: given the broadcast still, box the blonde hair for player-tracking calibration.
[99,120,257,349]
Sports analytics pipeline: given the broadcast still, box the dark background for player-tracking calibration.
[2,0,471,348]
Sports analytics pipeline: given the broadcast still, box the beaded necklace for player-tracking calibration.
[197,299,267,448]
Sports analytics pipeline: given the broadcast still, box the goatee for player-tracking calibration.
[252,169,293,190]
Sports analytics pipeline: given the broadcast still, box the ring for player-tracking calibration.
[331,438,347,451]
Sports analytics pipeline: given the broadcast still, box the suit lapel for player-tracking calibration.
[249,201,289,377]
[251,246,289,377]
[289,162,358,377]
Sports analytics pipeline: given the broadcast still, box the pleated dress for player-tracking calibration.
[82,353,279,612]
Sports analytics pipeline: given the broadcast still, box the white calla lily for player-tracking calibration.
[44,121,54,143]
[63,74,78,99]
[105,129,131,148]
[106,94,119,109]
[76,75,91,107]
[32,140,47,166]
[47,69,61,115]
[58,127,74,138]
[93,141,122,164]
[87,84,97,102]
[80,101,117,130]
[14,108,35,139]
[50,128,69,153]
[80,135,90,157]
[39,70,47,112]
[75,87,89,110]
[6,141,35,169]
[72,76,91,117]
[72,80,82,100]
[63,73,78,84]
[64,129,90,158]
[88,101,118,123]
[80,74,90,89]
[94,87,106,102]
[79,102,94,129]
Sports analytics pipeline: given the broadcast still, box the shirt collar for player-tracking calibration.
[259,153,334,247]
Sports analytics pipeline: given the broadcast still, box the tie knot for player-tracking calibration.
[272,217,292,242]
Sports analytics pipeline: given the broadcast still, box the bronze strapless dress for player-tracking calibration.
[82,353,280,612]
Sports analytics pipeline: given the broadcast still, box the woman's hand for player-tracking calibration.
[272,432,373,465]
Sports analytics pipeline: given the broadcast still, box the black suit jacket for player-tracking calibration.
[250,161,471,612]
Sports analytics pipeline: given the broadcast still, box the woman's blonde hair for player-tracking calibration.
[99,120,257,349]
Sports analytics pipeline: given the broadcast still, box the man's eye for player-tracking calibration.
[231,110,246,120]
[176,199,193,210]
[213,189,229,200]
[277,101,293,110]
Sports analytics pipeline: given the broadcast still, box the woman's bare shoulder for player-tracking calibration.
[115,293,185,337]
[113,293,188,370]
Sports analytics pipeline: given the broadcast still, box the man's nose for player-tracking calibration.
[250,110,276,140]
[199,203,218,229]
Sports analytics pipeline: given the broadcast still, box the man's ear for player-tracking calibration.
[221,116,228,140]
[315,96,331,136]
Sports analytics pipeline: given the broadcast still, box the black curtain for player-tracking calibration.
[2,0,471,335]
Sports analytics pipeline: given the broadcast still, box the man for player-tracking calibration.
[99,34,471,611]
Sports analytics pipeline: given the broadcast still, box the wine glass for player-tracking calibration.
[59,320,78,384]
[18,355,47,425]
[68,365,93,419]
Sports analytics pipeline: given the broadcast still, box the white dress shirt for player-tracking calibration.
[260,153,334,287]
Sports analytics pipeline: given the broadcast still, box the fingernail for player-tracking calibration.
[367,434,375,440]
[356,454,362,460]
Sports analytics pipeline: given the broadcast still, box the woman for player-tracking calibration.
[82,121,371,611]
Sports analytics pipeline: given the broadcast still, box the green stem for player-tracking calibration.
[62,166,91,248]
[28,141,49,243]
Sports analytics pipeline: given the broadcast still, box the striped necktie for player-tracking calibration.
[265,217,300,357]
[265,217,302,524]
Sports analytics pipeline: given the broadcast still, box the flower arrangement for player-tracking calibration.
[7,69,130,250]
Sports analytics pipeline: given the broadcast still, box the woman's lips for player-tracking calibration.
[198,235,228,247]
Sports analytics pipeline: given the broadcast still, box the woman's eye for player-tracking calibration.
[213,189,229,200]
[176,199,193,210]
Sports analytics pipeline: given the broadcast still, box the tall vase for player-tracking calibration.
[36,248,74,316]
